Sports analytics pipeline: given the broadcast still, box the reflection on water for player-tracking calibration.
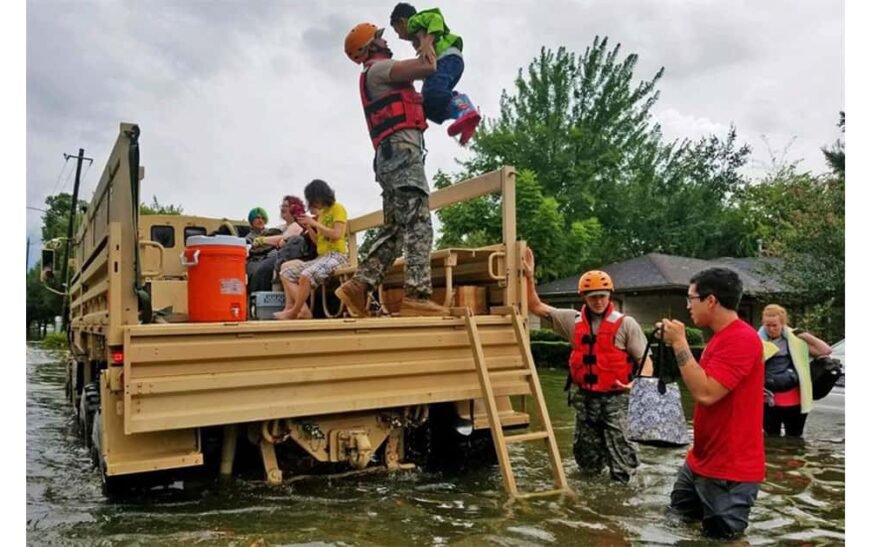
[26,346,845,545]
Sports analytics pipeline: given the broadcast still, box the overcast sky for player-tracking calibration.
[24,0,844,268]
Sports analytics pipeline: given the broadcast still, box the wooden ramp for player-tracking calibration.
[457,306,571,499]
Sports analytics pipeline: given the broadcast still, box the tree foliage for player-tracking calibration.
[737,116,845,341]
[444,36,755,280]
[463,38,664,221]
[40,192,88,243]
[26,264,62,338]
[435,169,602,279]
[140,195,183,215]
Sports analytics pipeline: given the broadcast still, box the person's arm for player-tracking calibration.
[660,318,730,406]
[522,247,556,319]
[793,329,832,358]
[299,216,345,242]
[388,55,437,82]
[612,318,654,389]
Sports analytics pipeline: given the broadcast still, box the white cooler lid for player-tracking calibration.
[186,235,248,247]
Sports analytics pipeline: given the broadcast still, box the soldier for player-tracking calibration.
[523,248,652,483]
[336,23,448,317]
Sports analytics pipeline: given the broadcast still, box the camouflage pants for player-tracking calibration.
[571,390,640,483]
[355,141,433,299]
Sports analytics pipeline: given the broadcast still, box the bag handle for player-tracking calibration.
[633,326,657,379]
[633,326,668,394]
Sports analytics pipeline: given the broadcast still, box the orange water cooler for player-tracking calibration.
[181,235,248,322]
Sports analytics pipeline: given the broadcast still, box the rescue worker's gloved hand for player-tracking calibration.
[254,236,265,247]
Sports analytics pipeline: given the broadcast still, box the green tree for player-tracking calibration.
[737,139,845,341]
[610,127,756,260]
[821,111,845,178]
[140,196,183,215]
[463,38,664,222]
[26,264,62,338]
[455,36,756,272]
[435,169,603,281]
[40,192,88,243]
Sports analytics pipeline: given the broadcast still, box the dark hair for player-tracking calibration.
[304,179,336,208]
[390,3,417,25]
[689,267,743,311]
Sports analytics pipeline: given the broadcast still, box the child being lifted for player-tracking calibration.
[389,3,481,145]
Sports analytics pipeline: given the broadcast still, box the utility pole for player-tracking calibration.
[26,237,30,272]
[60,149,93,330]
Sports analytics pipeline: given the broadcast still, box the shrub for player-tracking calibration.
[41,332,69,350]
[530,328,565,342]
[642,325,704,346]
[530,340,571,369]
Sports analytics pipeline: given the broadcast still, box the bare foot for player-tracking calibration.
[273,309,298,320]
[298,309,313,319]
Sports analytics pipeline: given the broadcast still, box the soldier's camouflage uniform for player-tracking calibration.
[571,389,640,483]
[354,138,433,299]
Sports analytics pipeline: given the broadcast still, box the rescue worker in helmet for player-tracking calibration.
[523,247,653,483]
[336,22,448,317]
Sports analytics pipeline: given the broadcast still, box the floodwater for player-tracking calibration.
[26,344,845,545]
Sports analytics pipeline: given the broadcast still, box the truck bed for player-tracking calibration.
[123,314,533,435]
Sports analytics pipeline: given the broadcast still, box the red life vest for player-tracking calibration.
[359,59,428,150]
[568,303,636,393]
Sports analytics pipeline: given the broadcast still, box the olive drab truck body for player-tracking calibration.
[61,122,568,498]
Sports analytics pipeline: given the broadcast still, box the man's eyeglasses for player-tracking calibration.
[686,294,709,306]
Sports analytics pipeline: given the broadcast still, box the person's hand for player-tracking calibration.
[297,215,313,227]
[657,318,688,347]
[417,42,436,65]
[277,238,286,248]
[253,236,265,247]
[613,378,634,391]
[522,247,535,278]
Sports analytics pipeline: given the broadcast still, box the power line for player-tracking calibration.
[50,155,72,196]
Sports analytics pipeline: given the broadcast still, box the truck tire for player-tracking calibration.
[79,382,100,448]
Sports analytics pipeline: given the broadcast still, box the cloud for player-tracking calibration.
[25,0,844,268]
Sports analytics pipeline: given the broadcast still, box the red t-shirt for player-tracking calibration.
[687,318,765,482]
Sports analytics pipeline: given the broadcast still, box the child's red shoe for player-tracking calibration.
[447,109,481,144]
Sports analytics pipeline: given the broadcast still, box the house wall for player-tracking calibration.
[617,293,691,328]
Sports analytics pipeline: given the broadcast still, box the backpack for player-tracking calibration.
[810,356,843,400]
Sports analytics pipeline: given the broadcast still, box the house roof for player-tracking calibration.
[537,253,787,297]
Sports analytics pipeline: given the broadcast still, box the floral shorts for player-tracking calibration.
[280,251,348,288]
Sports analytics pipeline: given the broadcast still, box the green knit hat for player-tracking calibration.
[248,207,268,224]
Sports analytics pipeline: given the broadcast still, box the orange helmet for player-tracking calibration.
[345,23,382,64]
[578,270,614,294]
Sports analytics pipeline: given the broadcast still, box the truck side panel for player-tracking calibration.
[124,316,533,434]
[99,370,202,476]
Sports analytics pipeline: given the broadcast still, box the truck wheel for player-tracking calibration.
[64,363,73,403]
[91,410,127,496]
[80,383,100,448]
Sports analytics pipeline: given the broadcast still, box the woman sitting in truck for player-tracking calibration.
[274,179,348,320]
[245,207,282,288]
[247,195,314,293]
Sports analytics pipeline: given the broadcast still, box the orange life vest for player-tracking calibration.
[359,60,428,149]
[568,303,636,393]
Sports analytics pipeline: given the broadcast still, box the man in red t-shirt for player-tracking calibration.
[659,267,764,539]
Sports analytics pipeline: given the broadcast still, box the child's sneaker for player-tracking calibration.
[448,108,481,145]
[446,93,481,145]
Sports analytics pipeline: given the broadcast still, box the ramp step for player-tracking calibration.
[504,431,549,444]
[489,369,532,380]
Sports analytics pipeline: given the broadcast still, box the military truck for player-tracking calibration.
[47,122,567,498]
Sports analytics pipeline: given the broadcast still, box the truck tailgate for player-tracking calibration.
[123,316,532,434]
